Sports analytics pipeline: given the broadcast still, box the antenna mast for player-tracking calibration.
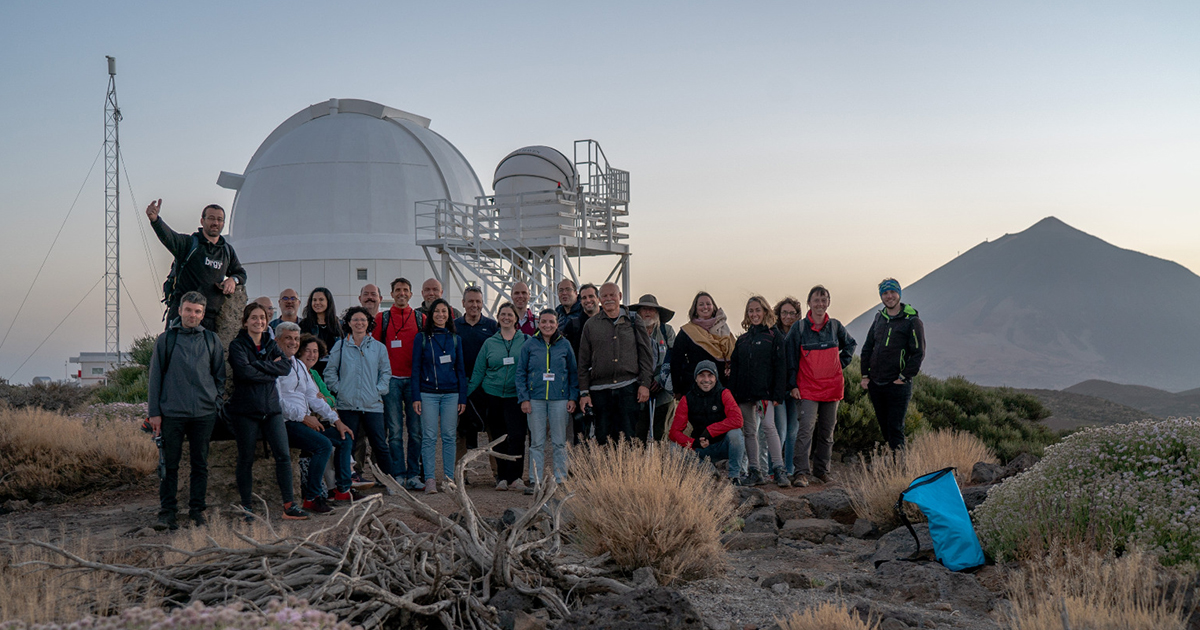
[104,56,121,362]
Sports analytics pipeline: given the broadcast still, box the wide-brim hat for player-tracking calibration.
[630,294,675,324]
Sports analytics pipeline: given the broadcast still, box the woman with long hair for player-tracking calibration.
[773,297,803,479]
[729,296,790,487]
[468,302,529,492]
[227,302,308,520]
[323,306,394,489]
[670,291,736,398]
[411,298,467,494]
[300,287,342,375]
[784,285,857,487]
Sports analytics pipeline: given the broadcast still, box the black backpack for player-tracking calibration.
[161,235,230,314]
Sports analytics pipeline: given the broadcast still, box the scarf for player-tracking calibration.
[681,308,735,360]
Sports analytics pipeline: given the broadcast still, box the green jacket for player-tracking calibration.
[468,330,529,398]
[311,368,337,407]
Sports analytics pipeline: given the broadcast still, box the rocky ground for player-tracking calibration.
[0,453,1028,630]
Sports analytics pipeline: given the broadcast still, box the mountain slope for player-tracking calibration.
[1064,379,1200,418]
[848,217,1200,390]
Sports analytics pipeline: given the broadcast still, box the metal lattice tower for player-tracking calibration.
[104,56,121,361]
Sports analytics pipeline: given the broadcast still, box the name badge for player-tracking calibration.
[439,354,452,364]
[390,340,403,348]
[542,372,556,382]
[502,357,515,365]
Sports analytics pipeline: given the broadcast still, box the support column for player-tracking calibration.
[621,254,631,301]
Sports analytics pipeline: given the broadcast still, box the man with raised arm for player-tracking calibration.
[146,199,245,332]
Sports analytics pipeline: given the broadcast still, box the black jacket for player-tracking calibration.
[147,322,225,418]
[860,304,926,384]
[226,329,291,417]
[728,324,787,403]
[151,217,246,316]
[670,331,728,397]
[562,310,592,356]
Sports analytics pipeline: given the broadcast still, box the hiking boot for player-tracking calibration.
[331,489,362,503]
[154,514,178,531]
[302,497,334,514]
[510,479,527,492]
[424,479,438,494]
[791,473,809,488]
[495,480,508,492]
[188,512,207,528]
[729,476,746,486]
[406,477,426,491]
[524,484,536,496]
[816,472,836,484]
[773,467,791,488]
[282,502,309,520]
[746,468,765,486]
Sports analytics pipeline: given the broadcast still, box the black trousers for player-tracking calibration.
[159,413,217,518]
[231,412,295,507]
[477,391,526,483]
[591,382,640,445]
[868,381,913,450]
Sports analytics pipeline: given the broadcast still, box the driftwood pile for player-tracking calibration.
[2,438,631,629]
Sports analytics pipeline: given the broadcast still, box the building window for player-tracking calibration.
[357,268,368,281]
[91,367,105,375]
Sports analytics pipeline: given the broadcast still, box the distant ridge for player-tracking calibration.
[1064,379,1200,418]
[847,217,1200,391]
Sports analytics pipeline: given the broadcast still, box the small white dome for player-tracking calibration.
[225,99,484,264]
[493,145,577,197]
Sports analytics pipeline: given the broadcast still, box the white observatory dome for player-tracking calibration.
[219,99,483,307]
[493,146,577,197]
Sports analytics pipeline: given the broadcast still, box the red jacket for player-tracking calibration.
[669,387,743,449]
[784,313,857,402]
[374,306,421,378]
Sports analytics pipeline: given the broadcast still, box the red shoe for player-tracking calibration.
[331,489,362,503]
[301,497,334,514]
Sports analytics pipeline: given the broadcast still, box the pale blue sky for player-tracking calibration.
[1,1,1197,381]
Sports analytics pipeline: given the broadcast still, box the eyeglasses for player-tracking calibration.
[280,297,300,302]
[781,311,799,317]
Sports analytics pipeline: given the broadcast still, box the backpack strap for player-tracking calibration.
[380,310,391,340]
[161,328,179,374]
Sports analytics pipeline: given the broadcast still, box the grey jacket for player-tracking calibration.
[147,322,225,418]
[578,307,654,393]
[324,334,391,413]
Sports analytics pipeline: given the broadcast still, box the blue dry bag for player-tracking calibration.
[895,467,986,571]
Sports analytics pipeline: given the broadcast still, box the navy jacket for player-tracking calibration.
[411,329,468,404]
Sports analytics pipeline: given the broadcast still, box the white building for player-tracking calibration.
[218,98,484,310]
[69,352,124,385]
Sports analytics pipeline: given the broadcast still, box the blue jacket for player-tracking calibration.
[516,331,580,403]
[323,334,391,413]
[411,329,468,404]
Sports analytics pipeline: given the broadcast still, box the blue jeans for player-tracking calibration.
[339,410,393,477]
[285,421,351,500]
[384,377,420,481]
[420,392,460,481]
[774,398,800,475]
[527,399,569,484]
[694,428,746,479]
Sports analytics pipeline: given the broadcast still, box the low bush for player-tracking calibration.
[91,366,148,405]
[1002,543,1190,630]
[0,406,157,502]
[0,599,349,630]
[567,439,736,584]
[776,601,878,630]
[975,417,1200,569]
[0,379,93,413]
[835,359,1057,462]
[846,430,997,526]
[70,402,148,424]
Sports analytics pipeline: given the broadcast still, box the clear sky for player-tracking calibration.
[1,1,1197,381]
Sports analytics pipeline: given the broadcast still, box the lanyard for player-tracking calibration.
[390,309,412,340]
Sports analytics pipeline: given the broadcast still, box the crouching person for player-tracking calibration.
[147,291,224,530]
[668,360,746,485]
[276,322,357,514]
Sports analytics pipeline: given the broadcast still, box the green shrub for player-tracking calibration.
[0,379,93,413]
[974,417,1200,569]
[834,358,1057,462]
[127,333,156,368]
[91,366,148,405]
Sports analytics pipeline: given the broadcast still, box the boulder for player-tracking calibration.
[880,619,910,630]
[872,523,933,567]
[969,461,1005,485]
[775,497,814,523]
[631,567,658,589]
[744,507,779,533]
[735,486,769,509]
[962,484,995,512]
[780,518,847,543]
[806,488,857,525]
[875,560,994,614]
[852,518,882,539]
[1004,452,1039,477]
[722,533,778,551]
[762,571,812,590]
[558,587,705,629]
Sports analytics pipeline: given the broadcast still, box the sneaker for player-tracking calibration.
[510,479,527,492]
[350,473,374,489]
[282,502,309,520]
[406,477,426,491]
[791,473,809,488]
[462,471,471,487]
[188,512,207,528]
[773,467,791,488]
[302,497,334,514]
[239,505,256,523]
[424,479,438,494]
[524,484,536,496]
[730,476,746,486]
[495,480,508,492]
[746,468,765,486]
[816,472,836,484]
[154,514,178,531]
[331,489,362,503]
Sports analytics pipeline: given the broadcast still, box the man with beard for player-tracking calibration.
[271,288,301,331]
[358,284,382,319]
[631,294,676,441]
[577,283,653,444]
[147,199,246,332]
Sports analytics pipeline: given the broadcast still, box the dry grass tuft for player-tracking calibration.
[0,405,156,501]
[846,429,996,526]
[163,512,298,563]
[777,600,879,630]
[567,439,736,585]
[0,528,157,625]
[1003,543,1193,630]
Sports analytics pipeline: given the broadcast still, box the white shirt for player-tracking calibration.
[277,355,338,424]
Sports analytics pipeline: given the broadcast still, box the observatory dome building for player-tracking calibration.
[218,98,483,308]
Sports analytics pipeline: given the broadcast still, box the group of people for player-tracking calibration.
[145,200,926,530]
